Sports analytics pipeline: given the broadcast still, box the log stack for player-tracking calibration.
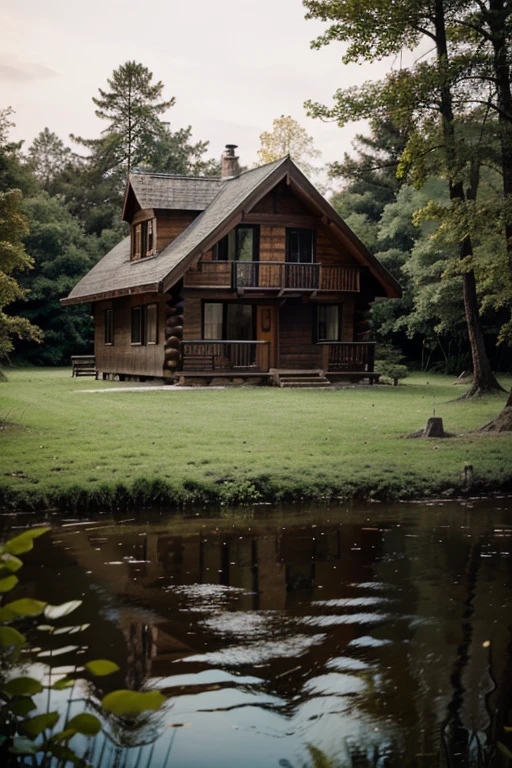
[163,287,184,380]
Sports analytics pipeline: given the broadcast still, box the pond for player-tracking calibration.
[2,498,512,767]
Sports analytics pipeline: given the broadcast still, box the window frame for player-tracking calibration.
[104,308,114,345]
[286,227,315,264]
[314,304,343,343]
[131,217,157,261]
[131,303,160,345]
[212,225,260,262]
[131,306,144,345]
[202,301,255,341]
[146,303,158,345]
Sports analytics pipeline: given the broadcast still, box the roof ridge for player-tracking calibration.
[130,171,223,182]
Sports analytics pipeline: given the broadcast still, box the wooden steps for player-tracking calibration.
[277,370,331,389]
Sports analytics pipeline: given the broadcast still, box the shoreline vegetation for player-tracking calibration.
[0,368,511,513]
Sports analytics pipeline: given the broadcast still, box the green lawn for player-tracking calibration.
[0,368,511,510]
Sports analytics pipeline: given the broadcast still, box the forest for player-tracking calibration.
[1,0,512,398]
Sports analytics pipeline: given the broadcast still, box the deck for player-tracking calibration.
[184,261,360,293]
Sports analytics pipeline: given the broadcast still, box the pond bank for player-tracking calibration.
[1,368,511,513]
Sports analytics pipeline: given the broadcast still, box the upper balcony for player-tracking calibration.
[184,261,361,294]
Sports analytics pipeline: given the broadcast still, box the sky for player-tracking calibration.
[0,0,399,182]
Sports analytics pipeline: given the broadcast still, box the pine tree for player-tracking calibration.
[72,61,175,175]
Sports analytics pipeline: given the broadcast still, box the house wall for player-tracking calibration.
[155,210,199,252]
[94,293,167,378]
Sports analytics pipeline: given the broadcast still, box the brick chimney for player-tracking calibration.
[221,144,240,178]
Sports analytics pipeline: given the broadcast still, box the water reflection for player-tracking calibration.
[6,500,512,767]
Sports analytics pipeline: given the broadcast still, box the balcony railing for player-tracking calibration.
[181,340,270,373]
[319,342,376,373]
[184,261,360,292]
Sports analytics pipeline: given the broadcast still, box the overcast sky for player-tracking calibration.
[0,0,398,182]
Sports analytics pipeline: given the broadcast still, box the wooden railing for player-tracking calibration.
[184,261,360,292]
[319,342,376,372]
[181,340,270,373]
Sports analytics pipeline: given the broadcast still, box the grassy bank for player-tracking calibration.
[0,368,511,512]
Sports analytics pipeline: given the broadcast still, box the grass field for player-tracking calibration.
[0,368,511,511]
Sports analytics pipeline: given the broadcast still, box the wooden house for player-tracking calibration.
[62,146,401,387]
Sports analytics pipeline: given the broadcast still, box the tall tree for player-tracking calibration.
[26,128,74,191]
[257,115,321,176]
[304,0,504,397]
[0,189,42,363]
[72,61,175,175]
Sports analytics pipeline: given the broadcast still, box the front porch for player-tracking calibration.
[178,340,379,385]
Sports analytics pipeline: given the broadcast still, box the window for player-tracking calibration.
[131,218,156,260]
[204,303,223,339]
[131,304,159,345]
[317,305,341,341]
[131,306,143,344]
[104,308,114,345]
[286,228,315,263]
[213,225,259,262]
[146,303,158,344]
[203,302,254,340]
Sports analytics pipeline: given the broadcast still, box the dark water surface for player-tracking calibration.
[3,499,512,767]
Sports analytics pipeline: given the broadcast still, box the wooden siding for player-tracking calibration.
[156,210,199,252]
[94,293,166,377]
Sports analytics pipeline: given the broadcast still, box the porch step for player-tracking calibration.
[277,371,332,389]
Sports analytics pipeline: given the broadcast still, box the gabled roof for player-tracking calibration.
[62,157,401,306]
[124,172,223,217]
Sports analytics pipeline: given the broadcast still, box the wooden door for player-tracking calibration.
[256,305,277,369]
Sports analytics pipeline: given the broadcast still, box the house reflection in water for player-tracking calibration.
[18,506,512,768]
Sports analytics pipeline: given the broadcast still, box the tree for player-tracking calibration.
[0,189,42,363]
[72,61,175,175]
[143,124,220,176]
[12,194,100,365]
[304,0,504,397]
[25,128,74,191]
[257,115,321,176]
[0,108,38,196]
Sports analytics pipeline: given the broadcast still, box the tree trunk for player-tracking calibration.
[434,0,503,396]
[479,387,512,431]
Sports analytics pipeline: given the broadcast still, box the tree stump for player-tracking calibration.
[423,417,445,438]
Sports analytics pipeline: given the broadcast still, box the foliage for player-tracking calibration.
[144,124,220,177]
[257,115,322,176]
[0,190,42,361]
[71,61,175,175]
[0,528,165,766]
[25,129,74,191]
[11,194,100,365]
[375,344,409,385]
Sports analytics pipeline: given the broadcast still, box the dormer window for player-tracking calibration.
[132,218,156,260]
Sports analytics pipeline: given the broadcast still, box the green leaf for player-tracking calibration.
[51,728,77,743]
[498,742,512,760]
[3,676,43,696]
[0,574,18,592]
[49,743,86,767]
[2,598,47,618]
[85,659,120,676]
[11,696,37,716]
[23,711,60,736]
[0,626,26,649]
[52,677,75,690]
[67,713,101,736]
[0,553,23,572]
[102,689,166,716]
[44,600,82,620]
[2,527,50,556]
[8,736,39,755]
